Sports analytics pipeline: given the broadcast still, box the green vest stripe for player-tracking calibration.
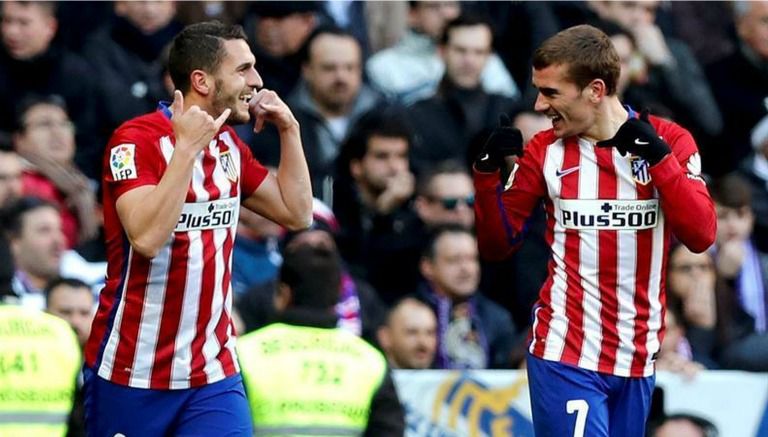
[0,412,70,424]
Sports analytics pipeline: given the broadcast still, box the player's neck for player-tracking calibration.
[582,97,628,144]
[183,93,215,117]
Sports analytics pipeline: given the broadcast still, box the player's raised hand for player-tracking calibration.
[595,109,670,165]
[475,114,523,173]
[170,90,231,153]
[249,89,298,133]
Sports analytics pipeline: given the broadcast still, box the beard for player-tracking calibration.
[213,78,250,125]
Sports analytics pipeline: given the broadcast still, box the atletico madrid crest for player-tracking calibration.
[630,156,651,185]
[219,150,238,182]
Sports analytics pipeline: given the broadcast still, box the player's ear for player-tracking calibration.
[585,78,606,102]
[190,70,211,96]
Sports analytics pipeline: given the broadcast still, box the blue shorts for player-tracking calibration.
[83,367,252,437]
[526,353,655,437]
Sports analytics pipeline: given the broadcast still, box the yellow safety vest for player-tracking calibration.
[238,323,388,437]
[0,305,81,437]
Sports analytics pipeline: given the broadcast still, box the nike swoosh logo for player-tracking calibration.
[634,138,649,145]
[555,166,580,178]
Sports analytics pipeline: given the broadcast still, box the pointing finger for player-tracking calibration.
[213,108,231,130]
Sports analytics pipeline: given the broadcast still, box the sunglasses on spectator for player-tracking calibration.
[428,195,475,210]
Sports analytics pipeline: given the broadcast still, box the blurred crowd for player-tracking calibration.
[1,0,768,434]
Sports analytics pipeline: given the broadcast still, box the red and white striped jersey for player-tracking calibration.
[85,110,268,389]
[474,113,716,377]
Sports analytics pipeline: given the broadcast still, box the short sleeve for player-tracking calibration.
[103,124,164,200]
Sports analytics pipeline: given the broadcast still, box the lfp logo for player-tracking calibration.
[110,144,137,181]
[430,374,534,437]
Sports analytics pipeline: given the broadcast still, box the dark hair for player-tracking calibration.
[533,24,620,96]
[0,196,57,239]
[439,13,493,46]
[415,159,470,197]
[421,224,474,260]
[709,173,752,209]
[339,108,413,164]
[13,93,68,133]
[44,277,90,306]
[168,21,247,94]
[384,296,433,327]
[298,24,359,65]
[279,245,341,309]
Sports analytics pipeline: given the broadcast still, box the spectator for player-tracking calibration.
[3,196,65,310]
[371,159,490,298]
[238,245,405,436]
[13,94,99,249]
[254,26,382,203]
[706,0,768,176]
[710,174,768,371]
[413,160,475,230]
[0,1,102,180]
[366,1,519,105]
[82,1,181,136]
[45,276,94,437]
[416,225,517,369]
[333,109,417,304]
[0,303,81,436]
[44,277,95,348]
[377,297,438,369]
[407,14,521,173]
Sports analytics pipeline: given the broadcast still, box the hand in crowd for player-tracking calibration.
[374,169,414,215]
[630,23,674,67]
[171,90,231,155]
[656,351,705,381]
[22,149,100,242]
[680,275,717,329]
[249,88,298,133]
[716,239,746,279]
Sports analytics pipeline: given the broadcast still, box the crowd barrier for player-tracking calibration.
[392,369,768,437]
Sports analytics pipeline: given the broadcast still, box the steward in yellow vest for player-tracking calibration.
[0,304,81,437]
[238,245,404,436]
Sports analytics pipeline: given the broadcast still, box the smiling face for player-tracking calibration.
[210,39,263,124]
[532,63,598,138]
